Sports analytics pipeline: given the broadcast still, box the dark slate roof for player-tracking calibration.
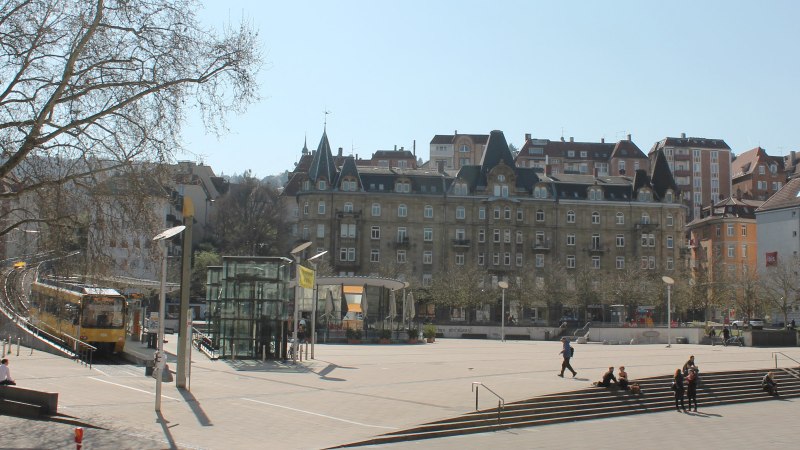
[518,139,617,161]
[650,136,731,154]
[688,197,763,226]
[430,134,489,145]
[372,150,415,159]
[515,167,542,194]
[756,177,800,212]
[648,149,679,200]
[479,130,515,184]
[610,139,647,160]
[336,157,363,191]
[308,131,338,182]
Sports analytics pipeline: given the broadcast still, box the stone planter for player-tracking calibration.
[379,338,391,344]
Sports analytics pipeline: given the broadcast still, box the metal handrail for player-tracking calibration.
[772,351,800,369]
[471,381,505,424]
[192,326,218,359]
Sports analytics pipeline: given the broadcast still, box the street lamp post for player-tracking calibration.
[662,276,675,348]
[307,250,327,360]
[152,225,185,412]
[498,281,508,342]
[290,241,312,363]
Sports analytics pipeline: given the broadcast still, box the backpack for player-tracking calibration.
[570,347,575,357]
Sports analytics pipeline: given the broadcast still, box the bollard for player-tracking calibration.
[262,345,266,362]
[232,344,236,361]
[16,337,20,356]
[2,341,5,356]
[6,336,10,354]
[74,427,83,450]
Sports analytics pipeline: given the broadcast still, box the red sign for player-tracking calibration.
[766,252,778,267]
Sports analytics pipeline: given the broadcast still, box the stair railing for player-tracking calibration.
[471,381,505,423]
[772,351,800,370]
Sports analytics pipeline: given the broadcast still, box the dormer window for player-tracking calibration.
[460,144,470,153]
[498,174,506,182]
[302,180,310,191]
[589,187,603,201]
[534,185,548,199]
[395,181,411,193]
[453,182,468,196]
[318,180,327,190]
[637,189,652,202]
[664,190,674,203]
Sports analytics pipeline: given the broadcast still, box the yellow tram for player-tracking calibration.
[28,277,127,353]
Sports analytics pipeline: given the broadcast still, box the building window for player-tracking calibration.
[370,249,380,263]
[616,212,624,225]
[423,251,432,265]
[303,202,309,215]
[728,245,735,258]
[592,256,600,269]
[649,256,656,269]
[536,209,545,222]
[317,224,325,238]
[516,231,524,244]
[319,180,327,190]
[318,201,326,214]
[493,229,500,243]
[396,250,407,263]
[742,244,747,257]
[727,224,734,236]
[456,206,465,219]
[424,228,433,241]
[616,256,625,269]
[666,257,674,271]
[493,253,500,265]
[422,274,432,287]
[616,234,625,248]
[641,256,648,269]
[479,207,486,220]
[398,204,407,217]
[567,210,576,223]
[424,205,433,218]
[478,229,485,243]
[504,229,511,243]
[567,233,575,246]
[340,223,356,238]
[641,213,650,224]
[494,207,501,219]
[516,253,523,267]
[591,211,600,224]
[666,214,673,227]
[371,226,380,240]
[567,255,576,269]
[517,209,523,221]
[504,207,511,220]
[397,227,408,243]
[535,254,544,268]
[504,252,511,266]
[667,235,674,249]
[478,253,485,265]
[741,225,747,236]
[372,203,381,216]
[302,226,309,239]
[343,202,353,213]
[339,248,355,261]
[455,228,466,241]
[591,234,601,250]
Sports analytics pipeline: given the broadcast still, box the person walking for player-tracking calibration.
[0,359,16,386]
[558,337,577,378]
[686,368,698,411]
[672,369,685,412]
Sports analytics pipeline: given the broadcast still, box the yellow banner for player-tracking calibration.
[298,265,315,289]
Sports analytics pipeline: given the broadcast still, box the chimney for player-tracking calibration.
[394,145,397,151]
[338,147,343,157]
[454,129,457,136]
[413,139,416,157]
[601,138,605,143]
[594,167,599,177]
[560,136,565,142]
[525,133,531,141]
[681,132,686,139]
[569,136,574,142]
[627,134,632,141]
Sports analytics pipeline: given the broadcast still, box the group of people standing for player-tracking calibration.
[672,355,699,412]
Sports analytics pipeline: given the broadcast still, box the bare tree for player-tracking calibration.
[761,256,800,326]
[0,0,260,239]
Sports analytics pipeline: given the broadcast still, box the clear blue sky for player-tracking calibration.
[181,0,800,177]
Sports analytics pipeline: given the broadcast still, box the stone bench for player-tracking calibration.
[0,386,58,417]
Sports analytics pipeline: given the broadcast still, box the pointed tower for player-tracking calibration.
[308,130,338,185]
[479,130,515,182]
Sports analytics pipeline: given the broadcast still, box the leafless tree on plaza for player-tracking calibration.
[761,256,800,326]
[0,0,261,255]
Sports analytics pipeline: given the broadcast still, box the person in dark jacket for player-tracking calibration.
[762,372,779,396]
[672,369,686,412]
[558,337,577,378]
[686,368,698,411]
[595,366,617,387]
[722,327,731,345]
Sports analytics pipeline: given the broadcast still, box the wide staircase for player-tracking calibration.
[335,366,800,448]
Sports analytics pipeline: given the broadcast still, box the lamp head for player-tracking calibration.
[290,241,312,255]
[153,225,185,241]
[308,250,328,262]
[498,281,509,289]
[661,276,675,285]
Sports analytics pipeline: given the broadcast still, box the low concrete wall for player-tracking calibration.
[432,324,709,345]
[435,324,559,341]
[0,315,72,357]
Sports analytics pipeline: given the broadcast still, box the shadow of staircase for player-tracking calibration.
[333,367,800,448]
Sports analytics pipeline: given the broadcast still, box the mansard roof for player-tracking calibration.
[430,133,489,145]
[308,131,338,183]
[479,130,515,182]
[336,156,363,190]
[547,174,633,201]
[650,136,731,153]
[610,139,647,160]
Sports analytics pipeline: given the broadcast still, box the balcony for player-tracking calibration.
[335,209,362,219]
[585,245,606,254]
[634,221,660,230]
[390,237,410,249]
[451,239,471,247]
[532,238,551,251]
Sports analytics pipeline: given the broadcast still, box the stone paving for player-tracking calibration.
[0,337,797,449]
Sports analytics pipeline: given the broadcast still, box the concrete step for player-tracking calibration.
[0,398,45,418]
[334,367,800,448]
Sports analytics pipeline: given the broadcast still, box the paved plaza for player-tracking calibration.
[0,337,798,449]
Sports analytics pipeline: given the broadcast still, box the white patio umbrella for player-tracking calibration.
[406,290,415,330]
[388,289,397,332]
[324,289,334,319]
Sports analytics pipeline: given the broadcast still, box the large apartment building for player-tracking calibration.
[284,129,685,323]
[650,133,732,220]
[731,147,785,200]
[515,134,649,177]
[429,132,489,173]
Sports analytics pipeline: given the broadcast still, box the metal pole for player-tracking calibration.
[501,288,506,342]
[310,262,317,359]
[292,254,300,364]
[667,284,672,348]
[156,240,167,411]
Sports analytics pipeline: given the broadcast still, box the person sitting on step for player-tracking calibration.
[617,366,629,390]
[594,366,617,388]
[762,371,779,396]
